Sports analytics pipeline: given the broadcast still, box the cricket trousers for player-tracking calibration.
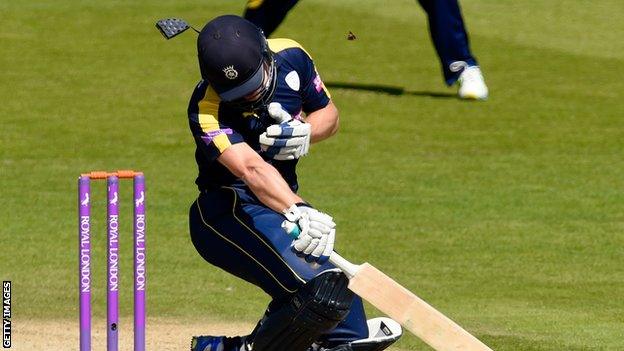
[244,0,300,37]
[418,0,478,85]
[189,186,369,346]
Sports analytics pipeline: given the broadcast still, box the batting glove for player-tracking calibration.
[259,103,311,160]
[282,204,335,264]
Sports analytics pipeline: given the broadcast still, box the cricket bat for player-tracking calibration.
[329,253,493,351]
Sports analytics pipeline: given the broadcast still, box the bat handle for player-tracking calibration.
[329,252,361,279]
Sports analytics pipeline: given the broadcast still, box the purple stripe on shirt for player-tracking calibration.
[201,128,233,144]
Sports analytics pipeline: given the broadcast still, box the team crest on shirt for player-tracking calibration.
[285,70,300,91]
[242,111,259,119]
[223,66,238,80]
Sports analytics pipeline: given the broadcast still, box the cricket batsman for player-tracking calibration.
[187,15,403,351]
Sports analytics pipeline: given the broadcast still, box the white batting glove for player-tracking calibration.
[259,103,311,160]
[267,102,292,123]
[282,204,336,264]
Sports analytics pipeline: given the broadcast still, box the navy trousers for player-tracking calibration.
[244,0,478,85]
[244,0,300,38]
[418,0,478,85]
[189,186,368,346]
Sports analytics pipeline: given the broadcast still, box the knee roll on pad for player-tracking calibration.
[249,271,354,351]
[298,269,354,321]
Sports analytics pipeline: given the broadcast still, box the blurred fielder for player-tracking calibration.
[244,0,489,100]
[187,15,402,351]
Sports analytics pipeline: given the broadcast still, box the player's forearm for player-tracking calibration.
[305,101,339,143]
[218,143,303,212]
[240,161,303,212]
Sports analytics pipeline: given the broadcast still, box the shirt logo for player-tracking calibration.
[223,66,238,80]
[285,70,300,91]
[313,74,324,93]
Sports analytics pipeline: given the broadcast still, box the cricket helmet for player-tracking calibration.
[197,15,277,110]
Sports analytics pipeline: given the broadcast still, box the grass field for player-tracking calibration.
[1,0,623,350]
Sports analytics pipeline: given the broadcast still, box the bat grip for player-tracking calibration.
[329,252,361,279]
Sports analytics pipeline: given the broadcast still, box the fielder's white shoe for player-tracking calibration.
[457,66,488,100]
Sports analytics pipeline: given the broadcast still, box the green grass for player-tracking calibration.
[1,0,623,350]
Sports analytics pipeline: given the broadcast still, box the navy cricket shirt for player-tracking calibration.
[187,39,331,192]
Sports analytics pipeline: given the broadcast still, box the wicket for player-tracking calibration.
[78,170,146,351]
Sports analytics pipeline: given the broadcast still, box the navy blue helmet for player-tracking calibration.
[197,15,277,110]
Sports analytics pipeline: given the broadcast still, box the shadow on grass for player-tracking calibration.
[325,81,456,99]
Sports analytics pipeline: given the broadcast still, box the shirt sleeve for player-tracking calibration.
[188,84,244,163]
[288,48,331,113]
